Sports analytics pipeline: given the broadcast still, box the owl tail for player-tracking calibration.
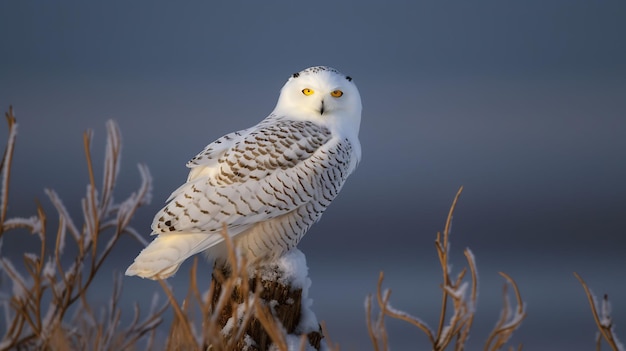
[125,233,223,280]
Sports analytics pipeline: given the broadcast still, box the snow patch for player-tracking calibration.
[260,248,309,289]
[221,296,256,336]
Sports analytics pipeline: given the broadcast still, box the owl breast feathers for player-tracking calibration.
[126,66,362,279]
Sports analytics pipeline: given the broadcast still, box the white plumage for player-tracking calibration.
[125,66,362,279]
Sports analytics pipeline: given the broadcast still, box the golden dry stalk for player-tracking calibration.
[366,187,526,351]
[574,272,623,351]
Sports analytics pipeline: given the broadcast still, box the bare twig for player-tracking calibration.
[455,248,478,350]
[366,186,525,351]
[321,321,339,351]
[574,272,623,351]
[0,113,159,350]
[0,106,18,236]
[365,294,381,351]
[435,186,464,342]
[484,272,526,351]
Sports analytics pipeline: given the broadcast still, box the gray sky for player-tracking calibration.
[1,1,626,349]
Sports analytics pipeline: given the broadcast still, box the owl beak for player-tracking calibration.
[319,100,325,115]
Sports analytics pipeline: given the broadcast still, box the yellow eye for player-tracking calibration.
[302,88,314,96]
[330,90,343,97]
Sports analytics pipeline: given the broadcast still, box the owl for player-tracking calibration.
[126,66,361,279]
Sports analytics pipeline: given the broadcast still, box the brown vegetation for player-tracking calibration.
[0,107,161,350]
[366,187,525,351]
[0,106,622,350]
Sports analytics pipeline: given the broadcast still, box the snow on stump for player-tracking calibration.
[211,249,325,351]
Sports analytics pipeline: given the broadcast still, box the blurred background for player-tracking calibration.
[1,1,625,349]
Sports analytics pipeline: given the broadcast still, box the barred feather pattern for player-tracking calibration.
[126,65,361,279]
[126,118,354,278]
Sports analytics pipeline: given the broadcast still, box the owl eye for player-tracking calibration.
[330,90,343,98]
[302,88,314,96]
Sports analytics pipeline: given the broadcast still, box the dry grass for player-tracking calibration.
[0,107,162,350]
[0,106,622,350]
[0,107,331,351]
[366,187,526,351]
[156,229,263,351]
[157,227,331,351]
[574,273,624,351]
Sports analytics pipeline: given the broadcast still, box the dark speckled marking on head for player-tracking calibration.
[292,66,354,83]
[302,66,338,74]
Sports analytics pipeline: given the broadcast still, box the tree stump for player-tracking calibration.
[210,249,325,351]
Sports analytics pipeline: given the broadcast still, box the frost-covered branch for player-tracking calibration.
[0,109,161,350]
[0,107,18,235]
[574,272,624,351]
[366,187,525,351]
[484,272,526,351]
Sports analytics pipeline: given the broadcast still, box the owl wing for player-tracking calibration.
[182,128,253,186]
[151,119,347,236]
[126,119,355,279]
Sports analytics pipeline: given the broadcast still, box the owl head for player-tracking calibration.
[274,66,362,138]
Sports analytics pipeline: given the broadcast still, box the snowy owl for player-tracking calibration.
[125,66,361,280]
